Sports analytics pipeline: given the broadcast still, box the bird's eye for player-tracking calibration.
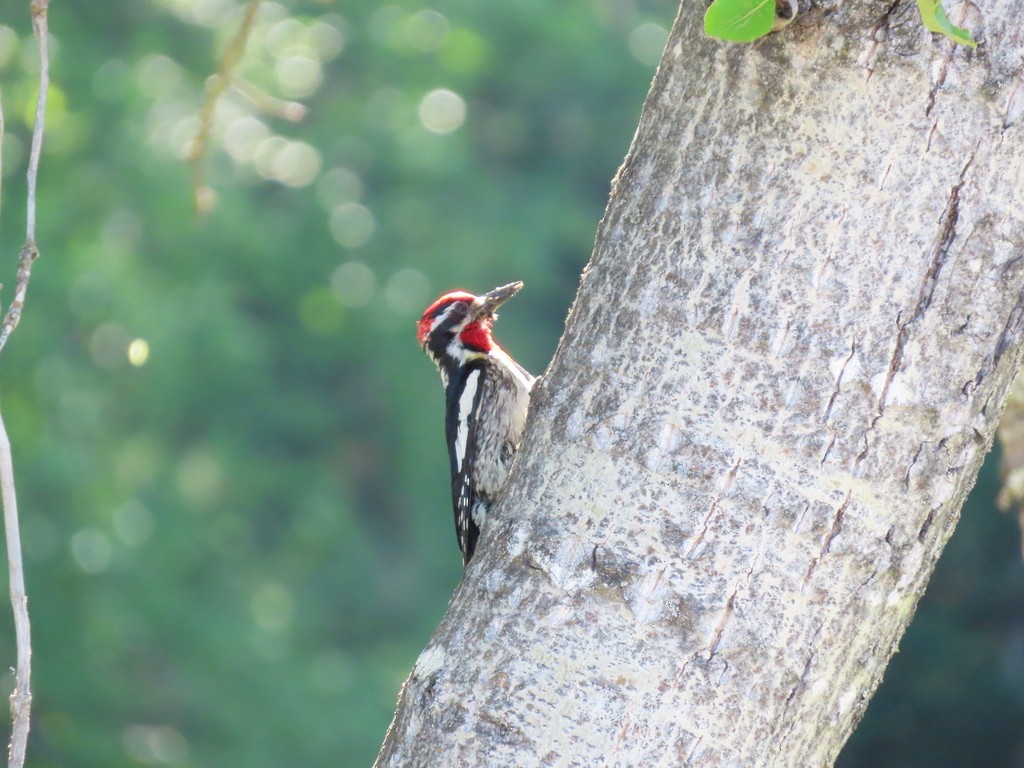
[450,301,469,315]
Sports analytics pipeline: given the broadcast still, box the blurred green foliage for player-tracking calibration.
[0,1,1016,766]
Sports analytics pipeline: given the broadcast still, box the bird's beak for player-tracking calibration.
[474,281,523,319]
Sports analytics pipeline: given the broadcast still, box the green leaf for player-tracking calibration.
[704,0,776,42]
[915,0,977,47]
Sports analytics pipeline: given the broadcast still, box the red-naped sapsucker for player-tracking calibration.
[417,282,534,564]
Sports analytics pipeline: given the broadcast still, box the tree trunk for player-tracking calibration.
[377,0,1024,764]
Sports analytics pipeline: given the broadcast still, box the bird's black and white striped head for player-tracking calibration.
[417,281,523,386]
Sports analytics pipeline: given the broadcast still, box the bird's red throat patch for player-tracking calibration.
[459,320,494,353]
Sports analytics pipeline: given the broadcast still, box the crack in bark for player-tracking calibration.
[775,652,817,753]
[925,1,979,117]
[856,155,974,467]
[822,340,858,424]
[784,652,816,710]
[917,507,936,541]
[684,734,705,763]
[820,431,837,466]
[960,256,1024,398]
[686,458,741,557]
[858,565,881,588]
[903,441,930,490]
[926,60,951,118]
[793,501,811,533]
[925,119,938,152]
[812,210,846,289]
[878,163,892,190]
[706,589,737,660]
[707,553,761,660]
[856,0,902,81]
[631,566,669,625]
[804,490,852,585]
[687,499,719,558]
[771,621,826,760]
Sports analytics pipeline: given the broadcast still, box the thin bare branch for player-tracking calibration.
[26,0,48,243]
[230,78,307,122]
[0,412,30,768]
[0,0,47,356]
[0,243,40,356]
[188,0,262,213]
[0,3,50,767]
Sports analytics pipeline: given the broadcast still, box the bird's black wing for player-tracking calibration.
[445,364,485,564]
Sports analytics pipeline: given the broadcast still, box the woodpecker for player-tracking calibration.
[417,281,535,565]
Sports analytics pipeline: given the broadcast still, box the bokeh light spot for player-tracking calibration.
[266,18,307,54]
[114,437,159,493]
[329,202,376,248]
[384,268,430,313]
[275,53,323,98]
[254,136,289,180]
[128,338,150,367]
[310,17,346,60]
[157,0,234,26]
[316,166,363,209]
[405,10,449,52]
[330,261,377,307]
[0,26,17,69]
[176,448,225,508]
[269,141,322,187]
[438,27,489,75]
[628,22,668,67]
[250,582,294,632]
[93,59,131,102]
[418,88,466,134]
[299,287,344,336]
[71,529,113,574]
[113,500,155,547]
[135,54,184,99]
[122,724,189,765]
[369,6,404,47]
[224,116,270,163]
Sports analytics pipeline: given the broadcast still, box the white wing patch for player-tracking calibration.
[454,369,480,471]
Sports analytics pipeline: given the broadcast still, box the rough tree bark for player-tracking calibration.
[377,0,1024,764]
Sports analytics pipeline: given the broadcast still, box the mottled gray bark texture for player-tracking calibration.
[377,0,1024,765]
